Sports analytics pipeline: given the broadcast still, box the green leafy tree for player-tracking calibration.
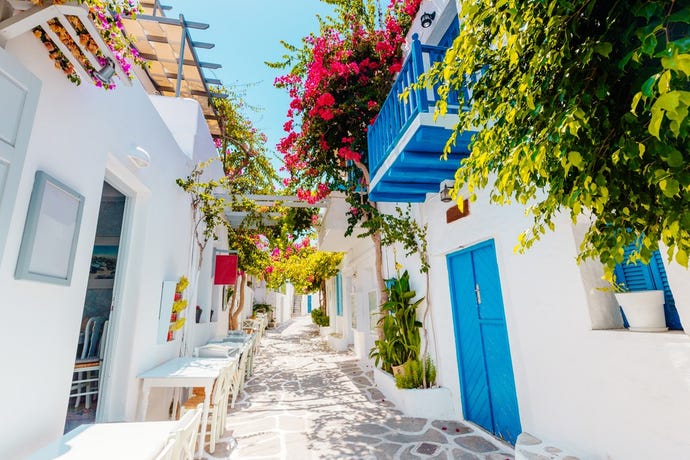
[265,239,343,314]
[418,1,690,279]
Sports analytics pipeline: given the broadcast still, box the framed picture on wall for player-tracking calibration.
[88,239,119,288]
[15,170,85,285]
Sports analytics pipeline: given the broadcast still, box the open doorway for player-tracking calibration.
[65,182,125,433]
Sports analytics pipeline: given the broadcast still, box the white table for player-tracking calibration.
[211,333,254,345]
[27,421,178,459]
[137,356,236,458]
[196,343,241,357]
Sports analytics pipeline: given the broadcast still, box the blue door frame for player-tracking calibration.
[447,239,521,444]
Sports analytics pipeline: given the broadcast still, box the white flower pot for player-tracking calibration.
[614,290,667,332]
[372,367,455,419]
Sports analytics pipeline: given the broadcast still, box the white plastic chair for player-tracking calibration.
[171,404,203,460]
[153,436,177,460]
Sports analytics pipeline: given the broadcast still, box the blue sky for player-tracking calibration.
[167,0,334,170]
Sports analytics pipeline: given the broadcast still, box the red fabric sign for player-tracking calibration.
[214,254,238,285]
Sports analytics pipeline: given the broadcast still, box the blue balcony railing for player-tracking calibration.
[367,34,471,178]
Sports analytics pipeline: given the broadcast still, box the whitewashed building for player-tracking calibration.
[319,0,690,458]
[0,3,243,458]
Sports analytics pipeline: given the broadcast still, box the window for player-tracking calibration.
[614,245,682,330]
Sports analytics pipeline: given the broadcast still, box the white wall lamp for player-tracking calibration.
[128,145,151,168]
[440,182,454,203]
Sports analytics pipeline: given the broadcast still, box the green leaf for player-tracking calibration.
[568,151,583,169]
[663,149,684,168]
[676,249,689,267]
[661,53,690,76]
[642,33,658,55]
[593,42,613,58]
[660,178,680,197]
[649,106,663,139]
[631,92,644,113]
[658,70,671,94]
[641,75,658,97]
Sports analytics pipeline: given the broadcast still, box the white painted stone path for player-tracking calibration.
[202,316,515,460]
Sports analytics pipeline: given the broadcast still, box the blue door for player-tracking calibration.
[447,239,521,444]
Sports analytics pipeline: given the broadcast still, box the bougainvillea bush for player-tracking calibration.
[274,0,419,208]
[272,0,426,304]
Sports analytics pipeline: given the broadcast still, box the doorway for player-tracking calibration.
[447,239,521,444]
[65,182,125,432]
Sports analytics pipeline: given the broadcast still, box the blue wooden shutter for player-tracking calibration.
[650,251,682,330]
[614,245,682,330]
[336,273,343,316]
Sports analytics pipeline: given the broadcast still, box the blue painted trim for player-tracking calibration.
[336,273,343,316]
[307,295,312,313]
[368,191,427,203]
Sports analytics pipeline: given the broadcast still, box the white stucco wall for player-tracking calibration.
[397,189,690,458]
[0,32,227,459]
[324,179,690,458]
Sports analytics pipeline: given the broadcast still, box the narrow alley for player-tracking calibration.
[208,316,514,460]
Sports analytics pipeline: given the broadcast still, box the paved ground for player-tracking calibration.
[205,316,514,460]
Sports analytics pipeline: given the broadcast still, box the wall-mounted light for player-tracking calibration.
[94,58,116,85]
[128,146,151,168]
[440,183,453,203]
[420,11,436,28]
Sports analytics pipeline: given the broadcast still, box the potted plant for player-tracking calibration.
[369,270,422,374]
[613,281,667,332]
[395,355,437,389]
[311,308,330,327]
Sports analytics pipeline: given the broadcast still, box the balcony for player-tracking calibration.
[367,34,475,202]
